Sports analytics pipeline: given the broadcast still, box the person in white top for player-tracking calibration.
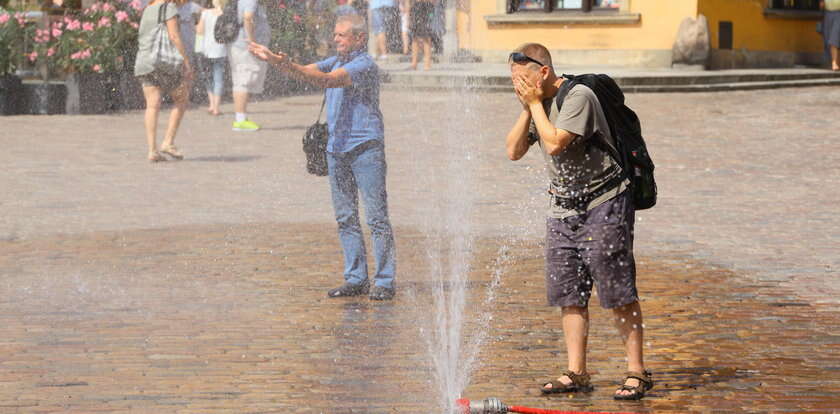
[196,0,228,115]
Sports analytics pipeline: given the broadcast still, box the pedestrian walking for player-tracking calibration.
[248,15,396,300]
[821,0,840,71]
[228,0,271,131]
[408,0,435,70]
[196,0,227,115]
[369,0,398,60]
[505,43,652,400]
[135,0,194,162]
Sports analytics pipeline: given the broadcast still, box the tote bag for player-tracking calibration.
[151,3,184,74]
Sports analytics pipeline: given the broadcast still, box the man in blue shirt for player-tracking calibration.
[248,15,396,300]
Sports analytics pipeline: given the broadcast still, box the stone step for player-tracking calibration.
[382,73,840,93]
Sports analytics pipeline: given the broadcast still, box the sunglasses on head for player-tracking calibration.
[509,52,546,68]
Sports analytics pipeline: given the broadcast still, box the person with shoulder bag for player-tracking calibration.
[134,0,194,162]
[249,15,397,301]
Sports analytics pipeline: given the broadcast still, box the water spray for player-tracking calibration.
[455,398,638,414]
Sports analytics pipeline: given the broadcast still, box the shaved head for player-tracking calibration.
[513,43,554,71]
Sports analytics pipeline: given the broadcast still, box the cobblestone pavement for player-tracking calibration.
[1,86,839,412]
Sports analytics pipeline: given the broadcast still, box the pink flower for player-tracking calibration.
[115,11,128,22]
[34,29,50,43]
[0,14,9,25]
[91,2,100,11]
[130,21,139,29]
[102,2,113,11]
[293,14,301,23]
[98,16,111,28]
[67,19,81,30]
[82,49,92,58]
[14,12,25,26]
[83,22,95,31]
[93,64,102,72]
[47,47,55,57]
[130,0,142,11]
[28,51,38,62]
[52,27,63,37]
[278,1,286,8]
[70,51,81,60]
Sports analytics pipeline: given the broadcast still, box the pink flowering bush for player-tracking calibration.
[29,0,142,73]
[0,9,27,75]
[267,0,319,61]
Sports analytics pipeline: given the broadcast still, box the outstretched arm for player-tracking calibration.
[248,42,352,88]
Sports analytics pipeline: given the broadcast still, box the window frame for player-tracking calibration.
[507,0,623,14]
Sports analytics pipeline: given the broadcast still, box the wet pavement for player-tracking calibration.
[1,86,839,412]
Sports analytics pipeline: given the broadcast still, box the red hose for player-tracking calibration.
[509,406,637,414]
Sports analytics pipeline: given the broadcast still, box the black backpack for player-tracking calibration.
[555,74,657,210]
[214,0,240,44]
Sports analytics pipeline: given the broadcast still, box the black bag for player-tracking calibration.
[214,0,240,44]
[555,73,658,210]
[303,95,329,176]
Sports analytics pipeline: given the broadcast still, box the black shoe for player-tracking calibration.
[369,285,395,301]
[327,281,369,298]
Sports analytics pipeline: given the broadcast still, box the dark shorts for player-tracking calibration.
[545,191,638,309]
[410,2,436,39]
[137,69,183,93]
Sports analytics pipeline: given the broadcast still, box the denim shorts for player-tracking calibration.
[370,7,394,34]
[545,191,638,309]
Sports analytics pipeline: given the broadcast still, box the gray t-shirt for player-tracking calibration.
[234,0,270,49]
[135,2,180,76]
[535,84,627,219]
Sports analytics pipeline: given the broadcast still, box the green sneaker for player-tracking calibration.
[232,120,261,132]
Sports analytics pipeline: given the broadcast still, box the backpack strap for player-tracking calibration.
[557,74,627,174]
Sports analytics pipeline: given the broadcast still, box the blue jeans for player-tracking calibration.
[327,141,395,288]
[204,57,225,96]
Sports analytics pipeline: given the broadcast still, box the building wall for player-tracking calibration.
[459,0,698,67]
[699,0,822,52]
[698,0,824,67]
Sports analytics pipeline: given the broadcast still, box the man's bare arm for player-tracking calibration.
[506,109,532,161]
[528,100,575,156]
[243,11,256,42]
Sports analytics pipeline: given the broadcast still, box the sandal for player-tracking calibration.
[614,370,653,400]
[160,145,184,160]
[540,370,593,394]
[148,151,166,163]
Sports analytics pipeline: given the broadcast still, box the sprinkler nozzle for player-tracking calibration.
[455,398,508,414]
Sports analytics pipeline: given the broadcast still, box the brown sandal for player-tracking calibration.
[540,370,593,394]
[614,370,653,400]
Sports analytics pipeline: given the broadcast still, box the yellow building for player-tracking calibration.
[456,0,825,68]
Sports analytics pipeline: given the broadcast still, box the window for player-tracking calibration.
[508,0,621,13]
[767,0,820,10]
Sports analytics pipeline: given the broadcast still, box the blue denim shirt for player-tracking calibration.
[316,50,384,154]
